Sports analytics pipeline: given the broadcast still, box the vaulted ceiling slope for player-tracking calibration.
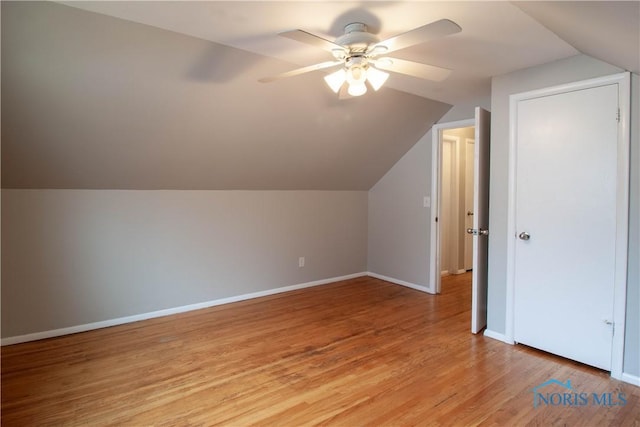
[2,1,637,191]
[1,1,450,190]
[56,1,582,105]
[514,1,639,74]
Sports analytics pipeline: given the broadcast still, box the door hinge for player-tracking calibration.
[616,108,620,122]
[604,319,615,335]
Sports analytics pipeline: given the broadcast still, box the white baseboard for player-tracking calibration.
[366,272,431,294]
[621,373,640,387]
[483,329,514,344]
[1,272,368,346]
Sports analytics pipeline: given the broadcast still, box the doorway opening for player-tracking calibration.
[428,118,474,296]
[439,127,475,281]
[429,108,491,334]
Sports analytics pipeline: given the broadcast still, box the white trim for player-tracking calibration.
[611,72,631,380]
[429,118,475,295]
[1,272,368,346]
[367,272,430,293]
[505,85,519,347]
[505,72,630,380]
[620,373,640,387]
[483,329,513,344]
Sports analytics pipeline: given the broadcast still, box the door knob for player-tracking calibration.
[518,232,531,241]
[467,228,489,236]
[467,211,474,216]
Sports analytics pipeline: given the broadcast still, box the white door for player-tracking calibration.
[513,84,619,370]
[470,108,490,334]
[463,139,475,271]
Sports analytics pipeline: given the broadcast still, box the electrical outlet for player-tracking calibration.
[298,257,305,268]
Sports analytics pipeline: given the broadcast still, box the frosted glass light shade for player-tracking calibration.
[348,82,367,97]
[324,69,346,93]
[366,67,389,91]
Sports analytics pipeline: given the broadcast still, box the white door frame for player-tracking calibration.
[505,72,630,379]
[429,118,474,294]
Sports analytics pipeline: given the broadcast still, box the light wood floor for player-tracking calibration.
[2,274,638,426]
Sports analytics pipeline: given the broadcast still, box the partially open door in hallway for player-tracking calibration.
[470,107,490,334]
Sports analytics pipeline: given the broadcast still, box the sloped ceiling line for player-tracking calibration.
[3,1,637,191]
[1,1,451,191]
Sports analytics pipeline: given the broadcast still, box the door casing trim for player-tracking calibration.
[505,72,630,380]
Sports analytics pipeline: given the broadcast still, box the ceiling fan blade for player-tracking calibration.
[280,29,347,54]
[371,19,461,54]
[258,61,342,83]
[372,57,452,81]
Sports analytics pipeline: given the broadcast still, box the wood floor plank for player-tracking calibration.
[2,273,638,425]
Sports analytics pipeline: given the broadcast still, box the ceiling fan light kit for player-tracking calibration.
[365,66,390,91]
[260,19,461,98]
[323,63,390,96]
[323,68,346,92]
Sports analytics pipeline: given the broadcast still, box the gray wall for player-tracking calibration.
[487,54,639,376]
[1,190,368,338]
[367,105,485,286]
[367,130,433,286]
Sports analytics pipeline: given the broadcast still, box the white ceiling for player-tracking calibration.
[514,1,640,74]
[59,1,585,106]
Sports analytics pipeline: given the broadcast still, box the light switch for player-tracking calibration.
[424,196,431,208]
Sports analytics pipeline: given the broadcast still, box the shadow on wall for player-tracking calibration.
[185,42,263,83]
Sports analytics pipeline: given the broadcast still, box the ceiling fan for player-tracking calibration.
[259,19,461,97]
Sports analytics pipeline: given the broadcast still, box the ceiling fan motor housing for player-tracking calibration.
[335,22,379,53]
